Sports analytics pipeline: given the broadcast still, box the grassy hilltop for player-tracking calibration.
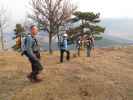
[0,46,133,100]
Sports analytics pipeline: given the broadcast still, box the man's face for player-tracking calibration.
[31,26,38,36]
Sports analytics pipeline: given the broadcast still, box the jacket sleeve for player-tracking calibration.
[25,36,38,61]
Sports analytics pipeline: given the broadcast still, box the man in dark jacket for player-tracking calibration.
[23,25,43,82]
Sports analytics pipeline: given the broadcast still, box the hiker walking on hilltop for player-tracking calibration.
[59,33,70,63]
[22,25,43,82]
[76,36,82,56]
[85,35,95,57]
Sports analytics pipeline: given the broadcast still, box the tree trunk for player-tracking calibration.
[49,33,52,54]
[0,28,4,50]
[56,28,60,46]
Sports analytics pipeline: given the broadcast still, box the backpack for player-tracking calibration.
[15,32,28,52]
[58,35,64,48]
[59,38,64,48]
[15,36,21,49]
[86,37,94,47]
[21,34,35,56]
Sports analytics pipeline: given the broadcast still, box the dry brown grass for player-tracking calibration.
[0,46,133,100]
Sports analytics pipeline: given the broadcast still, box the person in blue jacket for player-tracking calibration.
[23,25,43,82]
[60,33,70,63]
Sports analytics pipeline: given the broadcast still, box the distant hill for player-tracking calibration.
[95,35,133,48]
[100,18,133,41]
[38,34,133,51]
[2,32,133,51]
[2,18,133,50]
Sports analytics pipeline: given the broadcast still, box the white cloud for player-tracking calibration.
[74,0,133,18]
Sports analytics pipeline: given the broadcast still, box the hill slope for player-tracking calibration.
[0,46,133,100]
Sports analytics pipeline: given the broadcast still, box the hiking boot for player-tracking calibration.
[32,74,43,83]
[33,78,43,83]
[27,73,34,82]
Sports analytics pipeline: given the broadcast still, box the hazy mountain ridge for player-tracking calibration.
[1,18,133,49]
[100,18,133,40]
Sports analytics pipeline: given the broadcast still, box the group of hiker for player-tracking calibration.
[59,32,95,62]
[17,25,95,83]
[76,34,95,57]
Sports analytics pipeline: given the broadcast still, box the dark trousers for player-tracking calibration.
[60,49,70,63]
[24,51,43,80]
[86,45,92,57]
[77,47,81,56]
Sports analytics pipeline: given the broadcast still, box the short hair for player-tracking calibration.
[30,25,36,30]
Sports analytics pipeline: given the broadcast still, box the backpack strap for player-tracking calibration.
[32,38,38,48]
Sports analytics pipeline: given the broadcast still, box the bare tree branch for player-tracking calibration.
[29,0,77,53]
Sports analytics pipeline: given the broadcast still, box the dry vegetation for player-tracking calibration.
[0,46,133,100]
